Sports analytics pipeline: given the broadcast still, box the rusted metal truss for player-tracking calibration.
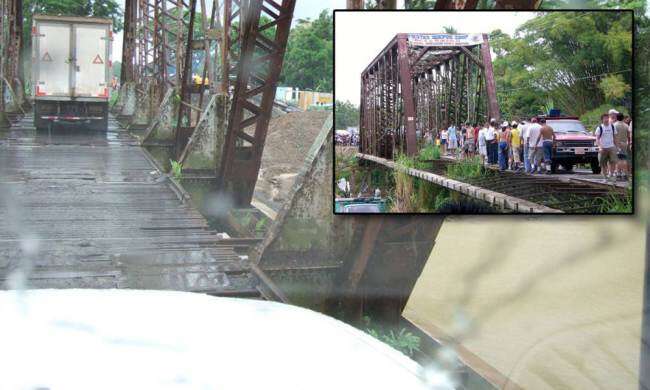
[351,0,541,9]
[0,0,23,122]
[359,33,499,159]
[124,0,296,206]
[216,0,296,206]
[0,0,6,120]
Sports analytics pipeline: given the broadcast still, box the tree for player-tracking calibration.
[490,11,632,118]
[335,100,359,130]
[279,10,332,92]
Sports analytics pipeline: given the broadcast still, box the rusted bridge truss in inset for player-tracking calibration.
[359,33,499,159]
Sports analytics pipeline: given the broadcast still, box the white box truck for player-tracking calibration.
[32,15,112,131]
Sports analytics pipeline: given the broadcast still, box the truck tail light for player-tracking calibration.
[98,88,109,98]
[35,85,47,96]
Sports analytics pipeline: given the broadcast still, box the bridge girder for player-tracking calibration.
[122,0,296,206]
[0,0,24,127]
[360,33,499,159]
[216,0,296,206]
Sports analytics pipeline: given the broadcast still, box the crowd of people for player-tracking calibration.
[422,109,632,182]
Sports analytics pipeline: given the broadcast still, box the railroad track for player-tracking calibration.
[424,159,630,213]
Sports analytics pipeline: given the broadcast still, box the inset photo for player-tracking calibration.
[334,10,634,214]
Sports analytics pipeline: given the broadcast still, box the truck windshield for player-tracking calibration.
[547,121,588,134]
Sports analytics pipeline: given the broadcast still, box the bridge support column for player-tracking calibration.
[131,84,154,129]
[5,78,24,113]
[179,93,229,173]
[115,81,136,119]
[142,88,177,144]
[250,113,444,325]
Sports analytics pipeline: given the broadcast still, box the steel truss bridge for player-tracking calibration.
[0,0,443,333]
[360,33,499,159]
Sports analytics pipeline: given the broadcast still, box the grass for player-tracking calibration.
[418,144,441,161]
[170,160,183,180]
[446,156,485,180]
[392,154,418,212]
[362,316,421,358]
[598,190,632,213]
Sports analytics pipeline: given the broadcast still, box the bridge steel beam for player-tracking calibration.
[216,0,296,206]
[115,0,138,118]
[360,33,499,160]
[0,0,24,122]
[0,0,8,128]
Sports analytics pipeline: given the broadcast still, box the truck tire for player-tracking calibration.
[90,117,108,132]
[89,103,109,131]
[34,102,48,131]
[590,159,601,174]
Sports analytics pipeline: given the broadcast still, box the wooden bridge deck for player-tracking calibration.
[0,115,257,295]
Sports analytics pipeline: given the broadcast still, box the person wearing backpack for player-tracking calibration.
[594,113,618,181]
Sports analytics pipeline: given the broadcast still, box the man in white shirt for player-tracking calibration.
[485,119,498,164]
[520,119,531,173]
[594,113,618,180]
[478,123,488,164]
[527,118,543,173]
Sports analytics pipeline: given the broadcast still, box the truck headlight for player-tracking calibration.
[555,141,564,148]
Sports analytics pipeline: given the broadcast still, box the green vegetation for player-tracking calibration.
[392,154,417,212]
[335,100,359,129]
[280,10,332,92]
[446,156,485,181]
[598,190,633,213]
[418,144,441,161]
[23,0,124,46]
[579,104,629,131]
[635,10,650,166]
[491,11,632,119]
[362,316,421,358]
[170,160,183,180]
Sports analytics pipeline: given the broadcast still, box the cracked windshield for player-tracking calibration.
[0,0,648,389]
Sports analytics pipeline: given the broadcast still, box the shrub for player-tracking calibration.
[446,156,484,180]
[170,160,183,180]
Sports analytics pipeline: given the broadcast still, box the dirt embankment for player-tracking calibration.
[254,110,331,211]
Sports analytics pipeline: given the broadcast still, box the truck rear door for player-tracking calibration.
[73,24,109,98]
[35,22,72,97]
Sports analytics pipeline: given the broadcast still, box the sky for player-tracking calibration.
[335,11,537,105]
[112,1,335,60]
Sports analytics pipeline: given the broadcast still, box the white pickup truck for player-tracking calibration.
[32,15,112,131]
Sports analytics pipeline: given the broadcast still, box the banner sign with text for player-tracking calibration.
[408,34,483,47]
